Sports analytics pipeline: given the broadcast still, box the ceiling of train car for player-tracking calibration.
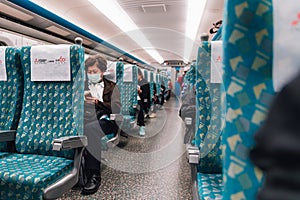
[2,0,224,67]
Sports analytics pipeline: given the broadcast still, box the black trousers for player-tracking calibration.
[165,90,171,101]
[84,118,118,171]
[137,100,145,126]
[160,93,165,105]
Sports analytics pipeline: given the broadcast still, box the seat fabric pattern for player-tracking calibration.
[120,65,138,127]
[143,69,148,81]
[149,72,154,101]
[197,173,223,200]
[163,76,168,89]
[0,48,23,152]
[0,154,73,200]
[196,43,223,174]
[156,74,161,96]
[15,45,84,159]
[222,0,274,199]
[115,62,124,84]
[184,63,196,90]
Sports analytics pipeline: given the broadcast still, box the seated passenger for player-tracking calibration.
[250,73,300,200]
[83,55,121,195]
[159,83,166,107]
[137,69,150,136]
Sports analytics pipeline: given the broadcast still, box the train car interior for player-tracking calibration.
[0,0,299,199]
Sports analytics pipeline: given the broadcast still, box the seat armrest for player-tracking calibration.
[0,130,16,142]
[110,114,123,122]
[53,136,88,151]
[186,144,200,164]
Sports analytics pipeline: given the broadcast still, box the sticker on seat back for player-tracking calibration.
[30,45,71,81]
[211,41,223,83]
[273,1,300,91]
[0,47,7,81]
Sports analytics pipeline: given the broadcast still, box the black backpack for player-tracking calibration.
[179,89,196,144]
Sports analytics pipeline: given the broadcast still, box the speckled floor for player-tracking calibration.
[59,97,192,200]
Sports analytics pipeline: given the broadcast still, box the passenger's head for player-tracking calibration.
[138,68,143,81]
[85,55,107,83]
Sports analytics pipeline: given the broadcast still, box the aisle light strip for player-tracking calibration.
[184,0,207,61]
[88,0,164,64]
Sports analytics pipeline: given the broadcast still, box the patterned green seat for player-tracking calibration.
[143,69,148,81]
[149,71,154,104]
[184,62,196,91]
[105,61,123,86]
[101,61,123,148]
[115,61,124,86]
[222,0,274,199]
[194,42,225,200]
[155,73,161,101]
[120,65,138,129]
[0,45,85,200]
[0,47,23,156]
[0,154,73,199]
[196,43,224,174]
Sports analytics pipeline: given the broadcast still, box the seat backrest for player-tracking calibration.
[183,63,196,91]
[222,0,274,198]
[0,47,23,152]
[121,64,138,117]
[143,69,148,81]
[195,42,225,173]
[163,76,168,89]
[155,73,159,93]
[15,45,84,159]
[150,71,154,100]
[105,61,123,85]
[116,62,124,84]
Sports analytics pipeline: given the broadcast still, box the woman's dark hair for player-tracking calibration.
[85,55,107,71]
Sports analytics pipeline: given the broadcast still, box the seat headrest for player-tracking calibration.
[104,61,117,83]
[30,45,71,82]
[0,47,7,81]
[124,64,134,82]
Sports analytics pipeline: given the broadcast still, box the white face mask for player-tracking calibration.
[87,73,102,83]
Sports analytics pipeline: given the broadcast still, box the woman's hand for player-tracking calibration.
[85,96,98,104]
[85,91,98,104]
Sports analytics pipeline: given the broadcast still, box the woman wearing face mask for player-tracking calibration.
[82,55,121,195]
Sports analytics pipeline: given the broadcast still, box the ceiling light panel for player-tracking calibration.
[45,25,70,36]
[88,0,164,64]
[141,4,167,13]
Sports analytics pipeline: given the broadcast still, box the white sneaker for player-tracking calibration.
[149,113,156,118]
[139,126,145,136]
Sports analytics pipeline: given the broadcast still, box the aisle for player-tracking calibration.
[60,96,192,200]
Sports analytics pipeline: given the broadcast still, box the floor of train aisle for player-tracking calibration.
[59,96,192,200]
